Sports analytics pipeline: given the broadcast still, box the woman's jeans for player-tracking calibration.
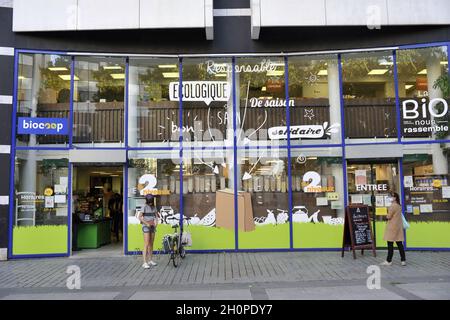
[387,241,406,262]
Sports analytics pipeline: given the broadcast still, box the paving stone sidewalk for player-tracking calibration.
[0,251,449,300]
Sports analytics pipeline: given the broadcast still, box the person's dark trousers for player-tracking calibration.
[113,211,120,241]
[387,241,406,262]
[72,222,79,251]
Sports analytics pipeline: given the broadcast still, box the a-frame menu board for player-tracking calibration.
[342,204,376,259]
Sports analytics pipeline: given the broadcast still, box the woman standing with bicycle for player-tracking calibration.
[139,194,160,269]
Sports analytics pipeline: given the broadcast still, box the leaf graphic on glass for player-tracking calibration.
[324,122,340,136]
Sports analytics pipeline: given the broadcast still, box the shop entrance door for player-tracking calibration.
[70,164,125,256]
[347,159,400,247]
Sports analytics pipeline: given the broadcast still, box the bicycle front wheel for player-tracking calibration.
[172,239,180,267]
[180,245,186,259]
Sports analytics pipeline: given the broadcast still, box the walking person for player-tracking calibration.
[380,192,406,266]
[138,194,160,269]
[109,193,123,242]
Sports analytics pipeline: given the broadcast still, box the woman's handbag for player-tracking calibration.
[181,232,192,247]
[402,214,410,230]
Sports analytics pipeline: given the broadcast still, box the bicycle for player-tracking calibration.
[162,223,186,267]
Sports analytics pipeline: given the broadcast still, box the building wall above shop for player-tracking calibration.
[251,0,450,39]
[345,144,404,159]
[69,150,127,164]
[0,0,12,8]
[12,0,214,39]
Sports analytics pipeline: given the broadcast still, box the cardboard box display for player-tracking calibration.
[215,189,255,232]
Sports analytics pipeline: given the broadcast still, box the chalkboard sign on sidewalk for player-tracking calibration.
[341,205,376,259]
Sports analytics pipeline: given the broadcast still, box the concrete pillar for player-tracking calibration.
[385,80,396,98]
[128,65,139,147]
[127,167,138,218]
[17,55,41,226]
[29,54,42,147]
[18,151,36,227]
[426,54,448,175]
[327,60,342,144]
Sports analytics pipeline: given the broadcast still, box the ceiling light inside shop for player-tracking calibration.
[418,69,427,75]
[379,61,393,66]
[18,76,26,80]
[368,69,389,75]
[270,62,285,67]
[110,73,125,79]
[440,61,448,65]
[48,67,69,71]
[103,65,122,70]
[58,75,79,81]
[215,73,227,77]
[163,72,179,78]
[261,86,267,91]
[158,64,177,69]
[266,70,284,76]
[405,85,414,90]
[317,70,328,76]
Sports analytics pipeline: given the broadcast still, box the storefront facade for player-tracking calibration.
[7,44,450,258]
[1,1,450,259]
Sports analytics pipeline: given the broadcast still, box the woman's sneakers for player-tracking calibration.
[379,261,406,266]
[142,261,157,269]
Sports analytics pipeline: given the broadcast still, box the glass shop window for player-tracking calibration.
[16,53,71,147]
[342,51,397,141]
[128,58,180,148]
[397,46,449,141]
[73,56,125,147]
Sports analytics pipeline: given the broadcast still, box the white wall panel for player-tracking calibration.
[77,0,139,30]
[346,144,403,159]
[69,150,126,163]
[13,0,210,32]
[13,0,77,31]
[260,0,326,26]
[387,0,450,25]
[140,0,205,29]
[326,0,388,26]
[251,0,450,31]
